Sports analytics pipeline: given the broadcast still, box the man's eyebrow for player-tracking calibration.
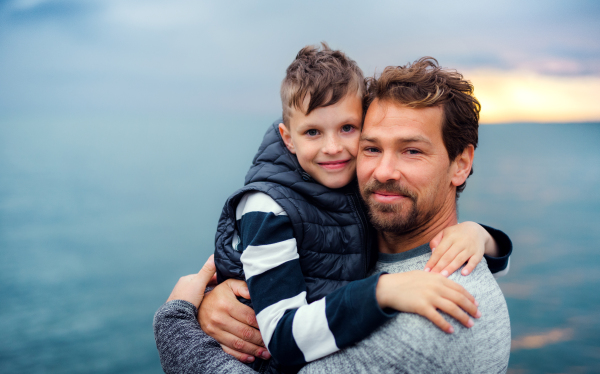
[359,134,432,145]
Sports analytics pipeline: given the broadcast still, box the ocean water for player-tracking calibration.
[0,116,599,374]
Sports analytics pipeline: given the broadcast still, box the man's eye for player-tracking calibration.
[306,129,319,136]
[364,147,380,153]
[407,149,421,155]
[341,124,354,133]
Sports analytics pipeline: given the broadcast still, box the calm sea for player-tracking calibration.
[1,116,599,373]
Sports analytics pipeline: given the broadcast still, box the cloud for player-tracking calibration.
[511,328,574,351]
[0,0,599,119]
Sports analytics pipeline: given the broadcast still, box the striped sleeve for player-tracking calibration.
[236,192,395,367]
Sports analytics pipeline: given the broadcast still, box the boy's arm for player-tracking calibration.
[425,222,512,278]
[235,192,396,366]
[480,224,512,277]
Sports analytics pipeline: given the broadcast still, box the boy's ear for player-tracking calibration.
[278,123,296,154]
[450,144,474,187]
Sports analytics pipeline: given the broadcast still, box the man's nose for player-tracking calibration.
[322,135,343,155]
[373,153,401,182]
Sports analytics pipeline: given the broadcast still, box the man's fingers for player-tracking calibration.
[226,299,260,330]
[220,314,265,347]
[221,344,256,364]
[196,255,217,287]
[226,279,252,300]
[218,328,269,358]
[423,308,453,333]
[436,298,473,329]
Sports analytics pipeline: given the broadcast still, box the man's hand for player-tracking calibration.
[167,255,217,309]
[198,279,272,363]
[376,270,481,333]
[425,221,498,277]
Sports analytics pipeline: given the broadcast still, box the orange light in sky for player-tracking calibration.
[465,70,600,124]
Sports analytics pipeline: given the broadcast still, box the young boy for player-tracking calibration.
[212,44,511,372]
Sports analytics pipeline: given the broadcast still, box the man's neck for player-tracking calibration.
[377,202,458,254]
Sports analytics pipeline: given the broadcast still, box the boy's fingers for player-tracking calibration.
[461,255,482,276]
[444,288,480,319]
[423,308,453,333]
[431,245,461,274]
[425,240,451,272]
[436,298,473,329]
[442,278,477,305]
[440,251,471,277]
[429,230,445,252]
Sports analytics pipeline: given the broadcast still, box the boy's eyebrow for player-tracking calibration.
[302,116,362,128]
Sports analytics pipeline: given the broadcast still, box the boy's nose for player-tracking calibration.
[322,136,343,154]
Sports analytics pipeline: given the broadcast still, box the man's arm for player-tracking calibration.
[154,300,258,374]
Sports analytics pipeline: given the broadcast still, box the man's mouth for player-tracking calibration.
[318,159,351,170]
[372,190,407,204]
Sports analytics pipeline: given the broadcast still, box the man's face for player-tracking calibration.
[279,93,363,189]
[357,99,457,233]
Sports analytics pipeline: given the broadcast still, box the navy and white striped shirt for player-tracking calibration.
[234,191,393,366]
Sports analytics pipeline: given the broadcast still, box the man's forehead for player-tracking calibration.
[362,100,443,140]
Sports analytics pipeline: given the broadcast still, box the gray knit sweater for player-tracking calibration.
[300,244,511,374]
[153,244,510,374]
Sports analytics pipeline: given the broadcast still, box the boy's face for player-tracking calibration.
[279,93,363,189]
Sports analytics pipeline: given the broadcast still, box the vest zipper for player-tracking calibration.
[349,186,371,277]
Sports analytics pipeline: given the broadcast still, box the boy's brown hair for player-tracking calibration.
[281,42,365,126]
[364,57,481,197]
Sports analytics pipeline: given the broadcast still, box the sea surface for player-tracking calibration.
[0,116,599,374]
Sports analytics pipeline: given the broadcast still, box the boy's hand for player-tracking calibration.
[376,271,481,333]
[167,255,217,308]
[198,279,271,363]
[425,221,497,277]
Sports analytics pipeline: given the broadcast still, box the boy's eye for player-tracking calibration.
[341,124,354,133]
[306,129,319,136]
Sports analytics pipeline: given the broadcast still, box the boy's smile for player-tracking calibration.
[279,93,363,189]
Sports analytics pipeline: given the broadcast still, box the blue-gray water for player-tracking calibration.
[1,117,599,373]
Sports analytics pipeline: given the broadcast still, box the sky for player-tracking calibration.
[0,0,599,123]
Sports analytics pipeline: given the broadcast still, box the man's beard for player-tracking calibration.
[361,180,430,234]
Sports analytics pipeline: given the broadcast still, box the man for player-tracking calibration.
[154,57,511,374]
[299,58,511,373]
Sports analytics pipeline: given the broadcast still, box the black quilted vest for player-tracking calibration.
[214,120,376,303]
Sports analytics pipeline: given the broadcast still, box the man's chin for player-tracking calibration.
[368,209,418,234]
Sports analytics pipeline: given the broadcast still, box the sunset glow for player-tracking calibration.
[467,70,600,124]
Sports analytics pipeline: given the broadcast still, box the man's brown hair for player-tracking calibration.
[364,57,481,197]
[281,42,365,126]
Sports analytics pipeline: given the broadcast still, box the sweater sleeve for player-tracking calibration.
[153,300,257,374]
[480,224,513,277]
[237,192,396,367]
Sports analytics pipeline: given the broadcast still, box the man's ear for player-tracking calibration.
[450,144,474,187]
[278,123,296,154]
